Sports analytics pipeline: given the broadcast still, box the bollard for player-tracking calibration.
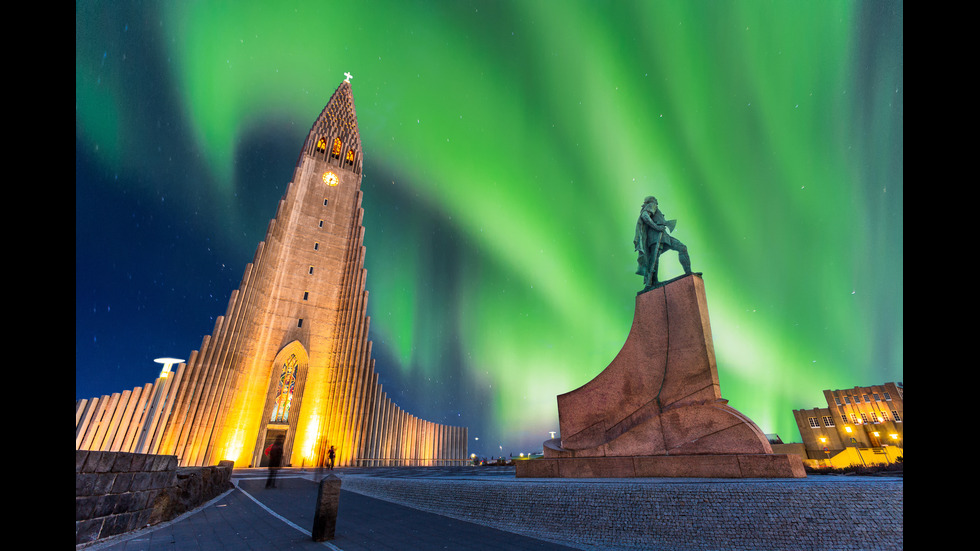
[312,474,342,542]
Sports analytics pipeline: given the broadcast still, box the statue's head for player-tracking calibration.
[643,196,658,206]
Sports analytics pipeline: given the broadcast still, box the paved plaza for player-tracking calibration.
[81,467,902,551]
[83,468,576,551]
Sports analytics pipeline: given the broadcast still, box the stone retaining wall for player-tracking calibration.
[75,450,233,545]
[341,475,903,550]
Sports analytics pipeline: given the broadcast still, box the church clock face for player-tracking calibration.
[322,171,339,186]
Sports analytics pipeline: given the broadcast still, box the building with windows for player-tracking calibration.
[76,78,468,468]
[791,382,903,466]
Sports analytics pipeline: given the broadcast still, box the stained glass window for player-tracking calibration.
[331,137,342,157]
[270,354,298,423]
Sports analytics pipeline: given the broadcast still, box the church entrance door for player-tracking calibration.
[259,428,287,467]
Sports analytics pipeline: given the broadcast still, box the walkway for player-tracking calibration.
[84,469,578,551]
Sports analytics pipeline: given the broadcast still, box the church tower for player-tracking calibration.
[76,78,468,468]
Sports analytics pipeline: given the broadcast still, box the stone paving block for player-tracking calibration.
[93,494,119,518]
[111,452,134,472]
[80,451,102,473]
[96,451,117,472]
[130,471,152,491]
[93,472,116,494]
[75,518,103,545]
[75,496,99,522]
[130,453,148,472]
[76,450,89,473]
[76,473,96,496]
[111,472,134,493]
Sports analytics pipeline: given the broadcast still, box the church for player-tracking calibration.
[76,77,469,468]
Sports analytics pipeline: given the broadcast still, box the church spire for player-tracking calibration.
[301,77,362,174]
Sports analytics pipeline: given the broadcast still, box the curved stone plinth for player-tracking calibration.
[528,274,800,478]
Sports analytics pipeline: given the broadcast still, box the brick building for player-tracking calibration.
[792,382,903,462]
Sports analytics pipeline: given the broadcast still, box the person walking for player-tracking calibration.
[265,435,285,488]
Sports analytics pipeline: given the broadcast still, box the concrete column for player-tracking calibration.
[109,390,138,451]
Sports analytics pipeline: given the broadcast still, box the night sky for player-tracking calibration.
[76,1,903,459]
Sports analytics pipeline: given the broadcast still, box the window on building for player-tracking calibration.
[324,199,329,206]
[309,266,314,275]
[834,396,842,406]
[873,393,880,401]
[823,416,835,427]
[297,319,303,328]
[844,396,851,404]
[880,410,889,421]
[883,392,892,401]
[303,291,309,301]
[346,149,355,164]
[808,417,820,428]
[859,412,869,424]
[892,410,901,422]
[331,137,342,157]
[270,354,299,423]
[319,220,324,228]
[863,394,870,403]
[850,413,860,424]
[314,242,319,251]
[316,137,327,153]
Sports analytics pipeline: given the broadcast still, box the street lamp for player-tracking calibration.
[154,357,184,378]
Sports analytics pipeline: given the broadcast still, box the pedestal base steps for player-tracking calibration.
[515,452,805,478]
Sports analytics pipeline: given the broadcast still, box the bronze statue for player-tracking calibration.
[634,196,692,290]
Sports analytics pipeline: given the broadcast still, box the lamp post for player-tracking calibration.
[134,357,184,454]
[154,357,184,378]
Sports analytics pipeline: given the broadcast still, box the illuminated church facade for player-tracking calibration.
[76,78,469,468]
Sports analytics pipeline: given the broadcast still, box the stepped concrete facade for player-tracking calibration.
[76,79,467,469]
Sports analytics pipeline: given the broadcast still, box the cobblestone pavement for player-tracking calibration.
[336,467,903,551]
[348,466,517,478]
[81,466,902,551]
[82,469,579,551]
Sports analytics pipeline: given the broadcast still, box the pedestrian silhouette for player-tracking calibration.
[265,435,285,488]
[328,445,336,470]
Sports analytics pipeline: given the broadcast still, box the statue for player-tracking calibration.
[514,195,805,480]
[634,196,692,290]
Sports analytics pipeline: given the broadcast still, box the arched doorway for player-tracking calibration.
[253,341,310,467]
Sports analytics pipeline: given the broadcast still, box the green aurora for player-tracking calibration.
[76,1,903,457]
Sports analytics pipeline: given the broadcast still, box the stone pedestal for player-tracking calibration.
[516,274,804,478]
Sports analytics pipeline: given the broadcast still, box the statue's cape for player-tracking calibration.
[634,204,662,253]
[634,216,647,252]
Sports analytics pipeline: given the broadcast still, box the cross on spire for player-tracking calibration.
[344,72,354,83]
